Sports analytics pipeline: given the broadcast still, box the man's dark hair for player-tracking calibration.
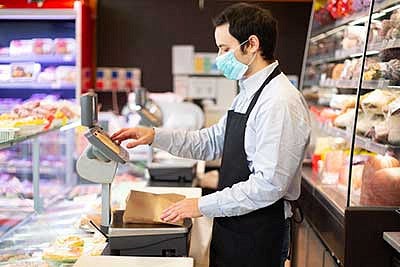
[213,3,277,61]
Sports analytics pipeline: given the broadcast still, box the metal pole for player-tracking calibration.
[299,2,315,90]
[65,129,76,187]
[347,0,376,207]
[101,183,111,234]
[32,137,42,212]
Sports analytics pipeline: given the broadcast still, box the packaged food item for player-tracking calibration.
[334,108,355,128]
[10,62,41,81]
[342,26,364,50]
[361,89,397,115]
[37,67,56,83]
[329,94,356,110]
[361,167,400,206]
[54,38,76,55]
[32,38,53,55]
[0,47,9,56]
[55,66,76,85]
[0,64,10,82]
[9,39,33,56]
[387,98,400,145]
[331,63,345,80]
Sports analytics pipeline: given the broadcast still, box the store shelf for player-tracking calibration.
[0,9,76,20]
[0,54,75,65]
[307,48,378,65]
[0,84,76,100]
[307,40,400,65]
[311,0,399,37]
[0,120,80,150]
[317,121,400,156]
[307,79,392,89]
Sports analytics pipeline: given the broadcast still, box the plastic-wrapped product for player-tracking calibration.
[361,166,400,206]
[37,67,56,83]
[55,66,76,85]
[329,94,356,110]
[9,39,33,56]
[388,98,400,145]
[54,38,76,55]
[10,62,41,81]
[0,65,10,82]
[32,38,53,55]
[361,89,397,115]
[334,108,355,128]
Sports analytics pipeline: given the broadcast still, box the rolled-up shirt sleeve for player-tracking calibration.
[152,113,227,161]
[198,100,310,218]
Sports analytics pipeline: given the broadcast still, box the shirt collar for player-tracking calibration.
[239,60,279,99]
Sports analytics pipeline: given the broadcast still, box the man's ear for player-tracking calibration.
[247,35,260,53]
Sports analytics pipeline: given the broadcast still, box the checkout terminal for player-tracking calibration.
[76,92,192,257]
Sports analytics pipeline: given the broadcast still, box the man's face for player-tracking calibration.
[214,23,251,65]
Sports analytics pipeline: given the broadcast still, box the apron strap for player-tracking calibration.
[245,65,281,116]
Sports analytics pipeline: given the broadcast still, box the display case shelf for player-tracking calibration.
[0,87,75,100]
[0,120,79,150]
[307,40,400,65]
[311,0,399,37]
[317,121,400,156]
[0,54,75,65]
[305,79,392,89]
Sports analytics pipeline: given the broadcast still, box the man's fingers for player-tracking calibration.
[126,138,147,148]
[110,128,127,139]
[162,211,179,222]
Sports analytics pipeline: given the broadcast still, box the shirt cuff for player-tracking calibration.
[198,193,220,218]
[152,127,170,150]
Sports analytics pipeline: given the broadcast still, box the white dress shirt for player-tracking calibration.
[153,61,311,219]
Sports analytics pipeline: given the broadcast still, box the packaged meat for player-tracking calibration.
[322,149,346,184]
[360,89,397,115]
[37,67,56,83]
[338,160,365,190]
[10,62,41,82]
[55,66,76,85]
[331,63,345,80]
[0,47,9,56]
[0,64,10,82]
[54,38,76,55]
[334,108,355,128]
[360,155,400,205]
[388,102,400,144]
[361,167,400,206]
[9,40,33,56]
[329,94,356,110]
[32,38,53,55]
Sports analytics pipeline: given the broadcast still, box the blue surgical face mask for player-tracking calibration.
[215,39,256,80]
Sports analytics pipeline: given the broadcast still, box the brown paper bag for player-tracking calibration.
[123,190,185,226]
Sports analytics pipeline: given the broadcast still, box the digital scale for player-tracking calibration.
[76,92,191,257]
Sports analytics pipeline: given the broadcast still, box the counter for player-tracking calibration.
[74,255,193,267]
[384,232,400,254]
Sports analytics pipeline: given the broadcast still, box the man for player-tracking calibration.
[111,3,311,267]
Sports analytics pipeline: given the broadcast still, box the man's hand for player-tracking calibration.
[160,198,202,223]
[111,127,155,148]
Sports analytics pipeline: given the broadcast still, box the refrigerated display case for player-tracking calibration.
[0,0,94,100]
[298,0,400,266]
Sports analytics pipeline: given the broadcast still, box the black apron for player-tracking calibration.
[210,66,284,267]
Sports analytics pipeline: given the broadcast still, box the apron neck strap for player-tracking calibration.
[245,65,281,116]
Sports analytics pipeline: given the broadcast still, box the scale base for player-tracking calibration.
[103,210,192,257]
